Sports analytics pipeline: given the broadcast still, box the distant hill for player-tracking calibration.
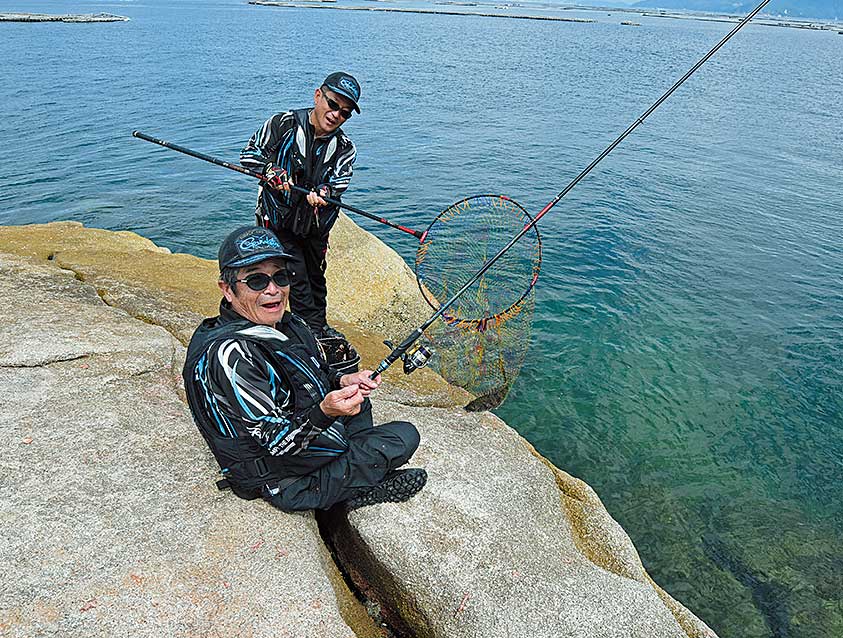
[630,1,843,20]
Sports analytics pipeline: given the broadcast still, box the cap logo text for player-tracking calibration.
[238,233,281,253]
[339,77,359,100]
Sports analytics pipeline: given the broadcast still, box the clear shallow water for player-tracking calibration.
[2,1,841,635]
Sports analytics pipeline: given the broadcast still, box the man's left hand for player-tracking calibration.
[340,370,381,396]
[306,185,330,208]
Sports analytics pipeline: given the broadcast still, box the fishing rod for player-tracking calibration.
[373,0,772,379]
[131,130,423,239]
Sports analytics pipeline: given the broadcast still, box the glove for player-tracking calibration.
[264,164,290,190]
[315,183,332,200]
[306,184,331,208]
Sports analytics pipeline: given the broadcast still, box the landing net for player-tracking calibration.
[415,195,541,410]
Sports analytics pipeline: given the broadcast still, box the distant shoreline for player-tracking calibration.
[0,12,129,23]
[249,1,843,32]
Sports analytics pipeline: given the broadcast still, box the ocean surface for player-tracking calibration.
[2,0,841,635]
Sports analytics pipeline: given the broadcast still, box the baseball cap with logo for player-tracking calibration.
[218,226,292,271]
[322,72,361,113]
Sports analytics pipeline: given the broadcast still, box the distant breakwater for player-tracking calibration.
[249,1,596,23]
[640,11,841,32]
[559,3,841,30]
[0,13,128,23]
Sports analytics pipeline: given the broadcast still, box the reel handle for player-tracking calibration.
[371,328,423,378]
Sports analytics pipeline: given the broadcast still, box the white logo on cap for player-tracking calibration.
[238,232,281,252]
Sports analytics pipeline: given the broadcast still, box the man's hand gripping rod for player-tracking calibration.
[370,0,771,380]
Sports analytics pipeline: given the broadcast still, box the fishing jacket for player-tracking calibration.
[241,108,356,238]
[183,302,349,499]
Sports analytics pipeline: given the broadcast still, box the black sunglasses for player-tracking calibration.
[322,90,354,119]
[237,270,290,291]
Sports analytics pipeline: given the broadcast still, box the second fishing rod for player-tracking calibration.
[132,131,423,239]
[372,0,773,379]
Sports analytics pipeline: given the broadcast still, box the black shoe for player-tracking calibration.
[345,469,427,511]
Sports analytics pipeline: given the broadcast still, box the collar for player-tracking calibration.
[306,108,342,141]
[219,299,289,330]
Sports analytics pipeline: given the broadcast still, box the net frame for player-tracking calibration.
[414,194,543,331]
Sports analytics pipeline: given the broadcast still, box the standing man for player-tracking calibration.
[183,225,427,511]
[240,72,360,347]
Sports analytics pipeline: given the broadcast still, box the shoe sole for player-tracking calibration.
[346,469,427,510]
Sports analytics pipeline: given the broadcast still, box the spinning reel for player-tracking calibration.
[383,340,435,375]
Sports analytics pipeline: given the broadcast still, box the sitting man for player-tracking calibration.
[183,225,427,511]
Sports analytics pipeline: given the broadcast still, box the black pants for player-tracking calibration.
[265,402,421,511]
[276,229,329,331]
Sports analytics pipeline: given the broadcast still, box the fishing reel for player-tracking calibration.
[383,340,435,375]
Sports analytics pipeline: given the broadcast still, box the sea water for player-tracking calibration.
[1,0,841,635]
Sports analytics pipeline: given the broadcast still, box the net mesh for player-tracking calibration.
[415,195,541,410]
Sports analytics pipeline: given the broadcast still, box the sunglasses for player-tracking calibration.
[322,91,354,119]
[237,270,290,291]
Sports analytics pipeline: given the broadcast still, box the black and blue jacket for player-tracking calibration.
[241,108,356,238]
[183,302,349,497]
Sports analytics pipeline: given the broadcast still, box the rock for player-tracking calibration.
[325,213,432,344]
[0,254,358,637]
[0,220,469,406]
[0,222,217,346]
[325,401,714,637]
[0,222,717,637]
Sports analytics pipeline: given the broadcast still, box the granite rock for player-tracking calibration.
[0,254,359,638]
[0,222,716,637]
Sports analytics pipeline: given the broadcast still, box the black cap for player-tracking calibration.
[322,71,361,113]
[218,226,292,271]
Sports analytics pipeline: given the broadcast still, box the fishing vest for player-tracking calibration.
[183,310,334,499]
[267,108,345,237]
